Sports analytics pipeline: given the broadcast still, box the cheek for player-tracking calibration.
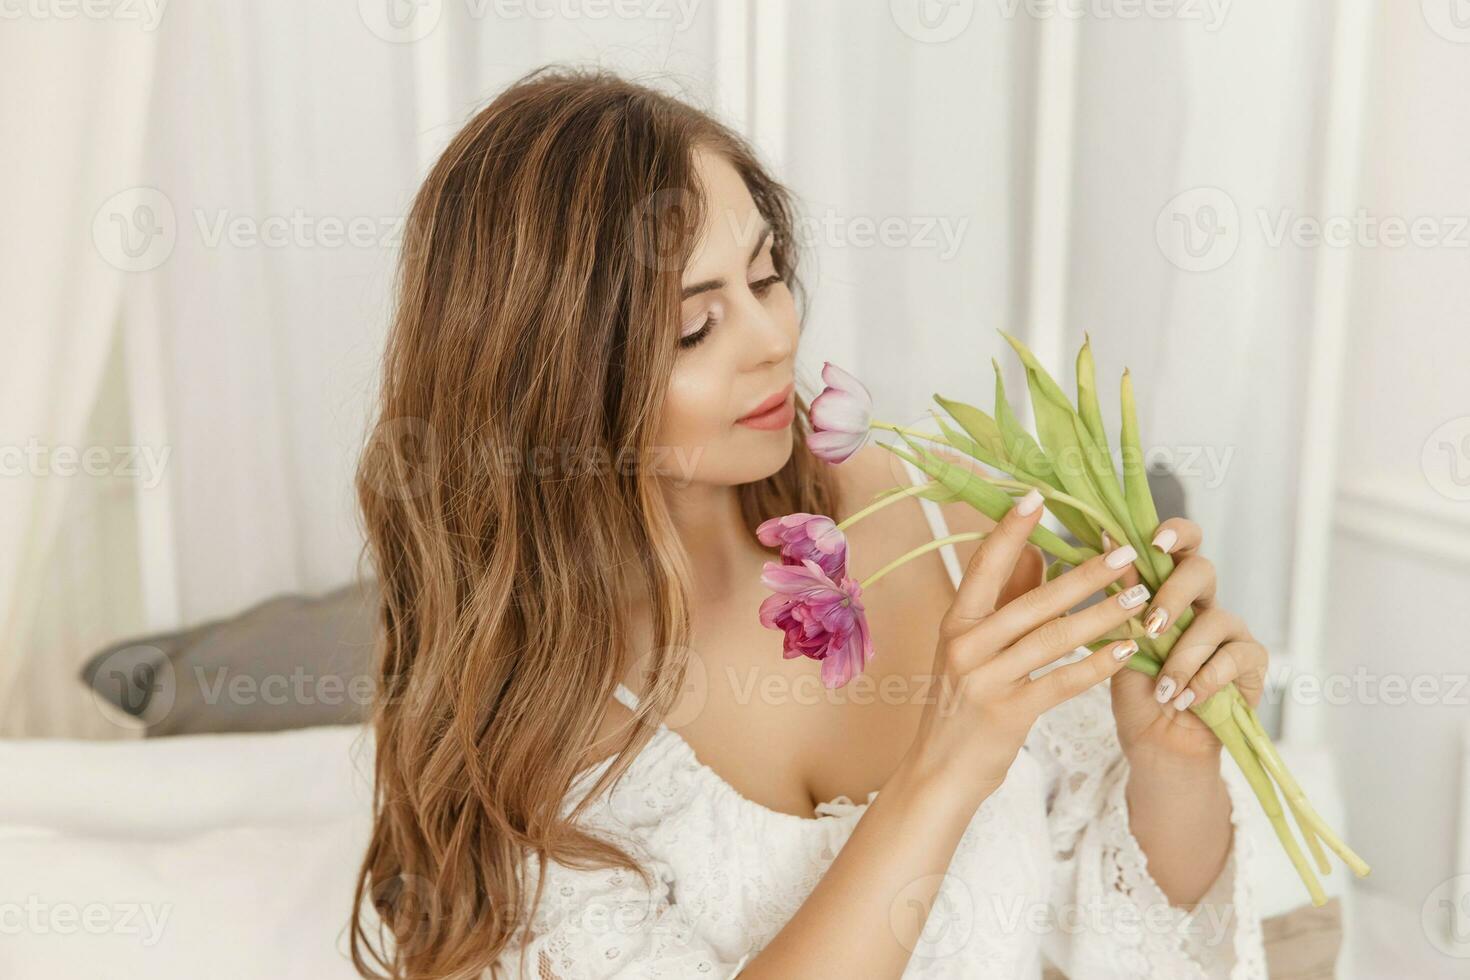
[659,361,731,449]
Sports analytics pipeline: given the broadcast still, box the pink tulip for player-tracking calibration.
[756,513,848,580]
[808,362,873,464]
[758,559,874,689]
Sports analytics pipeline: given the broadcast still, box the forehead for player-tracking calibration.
[684,148,765,276]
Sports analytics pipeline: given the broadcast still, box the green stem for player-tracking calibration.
[1214,717,1329,907]
[980,477,1134,549]
[1229,698,1331,873]
[858,532,985,590]
[872,420,952,446]
[1230,695,1370,878]
[834,481,935,532]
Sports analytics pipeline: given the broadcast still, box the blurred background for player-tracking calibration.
[2,1,1467,976]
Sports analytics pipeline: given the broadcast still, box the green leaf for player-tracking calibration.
[886,438,1089,566]
[1076,334,1107,447]
[1073,336,1134,527]
[932,395,1006,462]
[998,330,1071,409]
[1120,369,1174,582]
[1003,330,1134,549]
[928,408,1008,475]
[993,362,1055,486]
[1023,366,1106,512]
[994,361,1103,549]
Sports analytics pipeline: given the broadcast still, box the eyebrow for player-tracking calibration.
[680,225,773,300]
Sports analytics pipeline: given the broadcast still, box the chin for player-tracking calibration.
[740,427,796,481]
[714,428,796,487]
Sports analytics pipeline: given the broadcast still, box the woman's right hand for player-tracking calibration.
[902,487,1151,811]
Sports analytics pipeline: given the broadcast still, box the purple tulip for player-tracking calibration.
[756,512,848,580]
[807,362,873,464]
[758,559,875,689]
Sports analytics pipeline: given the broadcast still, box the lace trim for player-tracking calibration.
[1027,681,1268,979]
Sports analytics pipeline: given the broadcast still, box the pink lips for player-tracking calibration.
[737,382,796,430]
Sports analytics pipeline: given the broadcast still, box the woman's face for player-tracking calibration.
[655,148,800,488]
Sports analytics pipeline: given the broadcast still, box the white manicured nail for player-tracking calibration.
[1172,688,1196,711]
[1152,528,1178,553]
[1155,676,1177,702]
[1113,640,1138,662]
[1017,489,1044,516]
[1117,584,1150,609]
[1105,545,1137,569]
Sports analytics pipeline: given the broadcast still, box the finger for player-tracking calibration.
[1149,517,1202,560]
[1101,531,1142,589]
[958,544,1140,660]
[1022,640,1136,711]
[944,487,1046,631]
[990,581,1152,679]
[1140,554,1217,639]
[1150,606,1245,705]
[996,544,1046,609]
[1169,641,1267,713]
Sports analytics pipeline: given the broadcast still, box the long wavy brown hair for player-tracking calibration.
[349,68,837,979]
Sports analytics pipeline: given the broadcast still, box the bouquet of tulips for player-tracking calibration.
[756,331,1368,907]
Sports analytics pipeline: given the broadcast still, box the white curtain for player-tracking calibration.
[2,2,730,737]
[1,18,159,736]
[778,1,1329,662]
[4,4,1330,741]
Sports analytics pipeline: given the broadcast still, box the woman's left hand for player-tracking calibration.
[1109,517,1269,766]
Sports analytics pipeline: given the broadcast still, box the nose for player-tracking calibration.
[736,290,795,368]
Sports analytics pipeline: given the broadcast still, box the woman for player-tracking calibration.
[350,68,1268,979]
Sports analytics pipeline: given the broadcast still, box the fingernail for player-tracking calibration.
[1152,528,1178,553]
[1113,640,1138,662]
[1117,584,1151,609]
[1104,545,1137,569]
[1101,531,1113,550]
[1017,489,1044,516]
[1154,676,1176,703]
[1172,688,1196,711]
[1143,607,1169,638]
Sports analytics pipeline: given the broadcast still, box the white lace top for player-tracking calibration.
[506,465,1268,979]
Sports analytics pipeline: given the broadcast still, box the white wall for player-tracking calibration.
[1327,0,1470,954]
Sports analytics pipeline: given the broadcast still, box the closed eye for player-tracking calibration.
[678,313,716,350]
[750,273,783,297]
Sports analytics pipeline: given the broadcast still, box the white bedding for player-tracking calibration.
[0,725,374,980]
[0,723,1347,979]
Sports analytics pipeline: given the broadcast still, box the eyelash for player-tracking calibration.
[678,274,784,350]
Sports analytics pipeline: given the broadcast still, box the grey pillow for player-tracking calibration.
[81,582,378,736]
